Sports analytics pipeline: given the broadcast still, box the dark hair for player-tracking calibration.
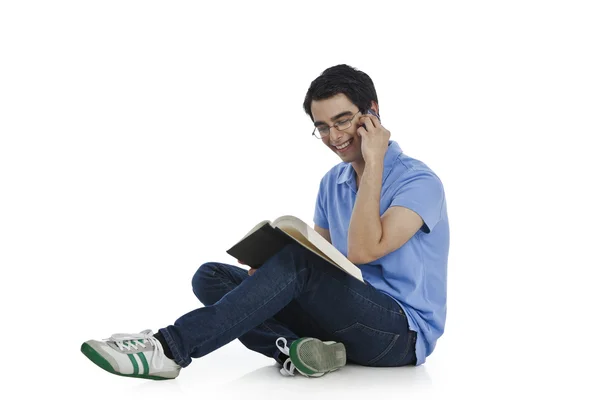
[303,64,379,122]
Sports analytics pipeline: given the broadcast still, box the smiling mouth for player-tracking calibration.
[333,138,353,151]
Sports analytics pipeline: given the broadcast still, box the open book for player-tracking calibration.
[226,215,364,283]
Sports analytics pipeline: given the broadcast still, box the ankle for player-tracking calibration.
[154,330,175,360]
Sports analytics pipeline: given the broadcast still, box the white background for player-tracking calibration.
[1,1,599,399]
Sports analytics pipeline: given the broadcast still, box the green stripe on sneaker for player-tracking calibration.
[128,353,139,375]
[138,352,149,375]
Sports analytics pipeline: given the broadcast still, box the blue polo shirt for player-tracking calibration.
[313,140,449,365]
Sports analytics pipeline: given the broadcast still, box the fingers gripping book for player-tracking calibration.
[226,215,364,283]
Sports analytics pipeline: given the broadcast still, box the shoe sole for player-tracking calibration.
[289,338,346,377]
[81,343,175,380]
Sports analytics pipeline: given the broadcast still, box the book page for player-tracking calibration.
[271,215,364,283]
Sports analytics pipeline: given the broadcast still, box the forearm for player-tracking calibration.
[347,160,384,263]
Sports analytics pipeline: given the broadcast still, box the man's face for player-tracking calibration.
[310,93,364,162]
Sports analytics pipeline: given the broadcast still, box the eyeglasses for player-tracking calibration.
[312,110,361,139]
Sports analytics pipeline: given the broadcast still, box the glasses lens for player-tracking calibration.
[314,127,329,139]
[336,120,352,130]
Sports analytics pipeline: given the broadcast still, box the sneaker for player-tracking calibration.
[275,337,346,377]
[81,329,181,380]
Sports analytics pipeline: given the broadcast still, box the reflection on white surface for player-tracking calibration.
[127,342,435,399]
[224,361,433,393]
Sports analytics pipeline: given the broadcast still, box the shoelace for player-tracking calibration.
[276,337,302,377]
[104,329,166,371]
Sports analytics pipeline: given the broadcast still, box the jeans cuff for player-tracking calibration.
[158,327,190,368]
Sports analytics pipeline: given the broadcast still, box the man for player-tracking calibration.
[81,64,449,379]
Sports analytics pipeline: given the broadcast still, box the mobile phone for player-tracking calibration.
[367,109,380,121]
[360,109,380,129]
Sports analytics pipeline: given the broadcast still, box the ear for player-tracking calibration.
[370,101,379,115]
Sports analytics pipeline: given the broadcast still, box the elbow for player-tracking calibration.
[347,249,370,265]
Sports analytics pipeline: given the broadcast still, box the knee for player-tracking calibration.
[279,242,309,265]
[280,242,304,258]
[263,242,312,276]
[191,263,221,303]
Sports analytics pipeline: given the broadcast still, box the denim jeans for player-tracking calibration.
[159,242,417,368]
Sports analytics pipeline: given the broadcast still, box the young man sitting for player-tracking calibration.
[81,64,450,379]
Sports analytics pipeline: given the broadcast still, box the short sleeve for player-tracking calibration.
[313,175,329,229]
[390,169,444,233]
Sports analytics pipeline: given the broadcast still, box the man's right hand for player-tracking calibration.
[237,260,257,276]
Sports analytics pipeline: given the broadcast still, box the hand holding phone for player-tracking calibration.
[359,109,380,130]
[357,108,390,164]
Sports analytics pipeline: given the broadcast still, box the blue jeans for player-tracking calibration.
[159,242,417,368]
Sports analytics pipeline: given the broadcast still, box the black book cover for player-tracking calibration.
[226,223,296,268]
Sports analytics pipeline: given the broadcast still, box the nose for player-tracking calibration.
[328,126,344,142]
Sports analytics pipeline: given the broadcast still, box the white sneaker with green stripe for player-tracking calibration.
[276,337,346,377]
[81,329,181,380]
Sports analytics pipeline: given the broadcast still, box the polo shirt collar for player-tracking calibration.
[336,140,402,185]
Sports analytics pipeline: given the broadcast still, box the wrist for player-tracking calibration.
[365,159,384,169]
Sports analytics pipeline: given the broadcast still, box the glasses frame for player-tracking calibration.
[311,110,362,139]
